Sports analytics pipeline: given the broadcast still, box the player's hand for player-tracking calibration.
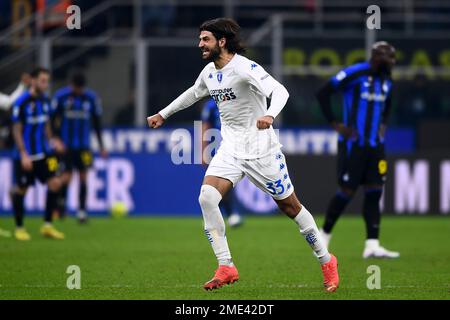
[51,138,65,154]
[256,115,274,130]
[147,113,165,129]
[20,153,33,171]
[100,149,108,158]
[20,73,31,86]
[332,122,358,140]
[378,123,386,140]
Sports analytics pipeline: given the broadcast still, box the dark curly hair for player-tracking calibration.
[199,18,246,54]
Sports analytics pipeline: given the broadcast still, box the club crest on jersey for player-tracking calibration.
[217,72,223,83]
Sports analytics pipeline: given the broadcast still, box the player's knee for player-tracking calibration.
[339,187,355,198]
[48,177,62,192]
[276,198,301,218]
[79,171,87,182]
[11,186,27,196]
[198,184,222,210]
[62,172,72,185]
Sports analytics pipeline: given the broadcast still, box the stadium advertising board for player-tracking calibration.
[1,128,445,216]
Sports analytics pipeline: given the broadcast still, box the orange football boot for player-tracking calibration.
[321,254,339,292]
[203,265,239,291]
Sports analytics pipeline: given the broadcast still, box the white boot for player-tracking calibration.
[227,213,243,228]
[363,239,400,259]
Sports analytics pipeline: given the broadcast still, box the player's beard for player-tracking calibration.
[202,43,221,62]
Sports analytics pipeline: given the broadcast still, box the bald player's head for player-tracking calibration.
[370,41,396,74]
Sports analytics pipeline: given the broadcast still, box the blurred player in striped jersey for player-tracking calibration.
[317,41,399,259]
[201,98,243,227]
[51,73,107,223]
[9,67,65,240]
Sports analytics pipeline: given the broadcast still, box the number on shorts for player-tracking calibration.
[47,157,58,172]
[266,179,284,195]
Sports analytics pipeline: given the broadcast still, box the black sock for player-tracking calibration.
[12,191,25,228]
[79,181,87,211]
[45,190,59,223]
[363,189,383,239]
[323,192,352,234]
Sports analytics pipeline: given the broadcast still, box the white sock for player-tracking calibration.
[294,205,331,265]
[365,239,380,250]
[199,185,233,267]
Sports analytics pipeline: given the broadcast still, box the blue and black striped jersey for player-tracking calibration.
[51,86,102,150]
[11,91,52,160]
[319,62,393,147]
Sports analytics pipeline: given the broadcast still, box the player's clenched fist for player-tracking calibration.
[147,113,165,128]
[256,115,274,130]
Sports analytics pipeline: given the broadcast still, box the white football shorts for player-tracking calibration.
[205,148,294,200]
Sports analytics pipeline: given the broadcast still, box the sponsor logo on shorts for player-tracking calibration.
[378,160,387,174]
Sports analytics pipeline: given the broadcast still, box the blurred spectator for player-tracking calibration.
[113,90,135,126]
[142,0,176,36]
[397,73,437,128]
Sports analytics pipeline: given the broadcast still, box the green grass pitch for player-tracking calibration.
[0,215,449,300]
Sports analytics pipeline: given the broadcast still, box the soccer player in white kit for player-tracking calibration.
[147,18,339,293]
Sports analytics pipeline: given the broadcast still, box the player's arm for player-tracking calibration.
[50,96,63,139]
[0,74,30,110]
[11,103,32,170]
[316,68,361,139]
[242,63,289,129]
[91,94,107,157]
[12,122,32,171]
[45,121,65,154]
[147,69,210,128]
[379,93,392,140]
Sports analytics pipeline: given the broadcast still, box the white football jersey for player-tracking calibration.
[193,54,284,159]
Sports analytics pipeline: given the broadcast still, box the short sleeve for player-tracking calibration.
[329,63,369,90]
[242,62,282,98]
[11,100,22,123]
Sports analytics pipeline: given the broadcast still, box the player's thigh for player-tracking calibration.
[75,149,93,171]
[35,156,60,191]
[364,145,387,186]
[204,150,243,197]
[13,160,34,189]
[243,150,294,201]
[337,142,364,191]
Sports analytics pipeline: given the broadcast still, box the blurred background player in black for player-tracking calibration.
[316,41,399,259]
[51,72,107,223]
[9,67,65,241]
[201,98,243,228]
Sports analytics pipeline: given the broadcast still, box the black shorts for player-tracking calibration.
[337,141,387,190]
[59,149,93,172]
[14,155,59,188]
